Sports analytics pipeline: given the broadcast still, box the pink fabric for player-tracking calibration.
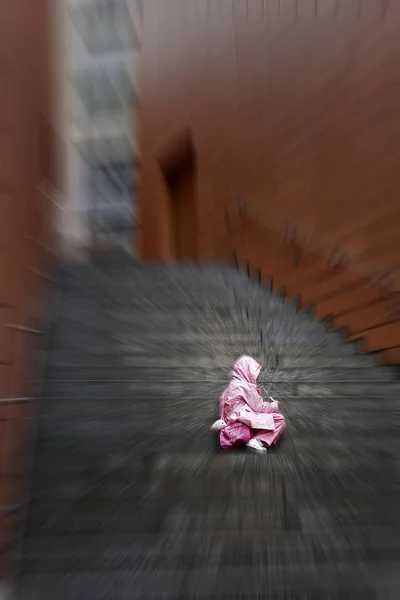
[252,413,286,447]
[219,423,252,449]
[219,356,286,448]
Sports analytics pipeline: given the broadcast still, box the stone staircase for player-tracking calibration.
[18,259,400,598]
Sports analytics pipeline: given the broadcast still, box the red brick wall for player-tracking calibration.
[0,0,61,579]
[139,0,400,358]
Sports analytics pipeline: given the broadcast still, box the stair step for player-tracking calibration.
[20,261,400,599]
[24,496,400,537]
[30,442,400,504]
[41,379,400,400]
[22,526,400,572]
[46,354,377,370]
[18,565,378,600]
[37,412,400,455]
[44,365,397,382]
[279,354,377,367]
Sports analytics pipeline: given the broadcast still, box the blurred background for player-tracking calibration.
[1,1,400,598]
[65,0,141,257]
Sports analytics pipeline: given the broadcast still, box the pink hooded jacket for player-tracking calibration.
[220,356,279,431]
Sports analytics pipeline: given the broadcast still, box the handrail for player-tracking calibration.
[230,186,400,296]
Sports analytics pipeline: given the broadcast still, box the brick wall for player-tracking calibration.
[139,0,400,361]
[0,0,61,580]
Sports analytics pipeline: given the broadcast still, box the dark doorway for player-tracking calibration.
[159,131,197,262]
[166,154,197,261]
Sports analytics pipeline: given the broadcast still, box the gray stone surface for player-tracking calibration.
[18,260,400,599]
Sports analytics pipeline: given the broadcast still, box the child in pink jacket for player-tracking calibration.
[211,355,286,453]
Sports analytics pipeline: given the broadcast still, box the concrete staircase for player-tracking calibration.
[18,259,400,598]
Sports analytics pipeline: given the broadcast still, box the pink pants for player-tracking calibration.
[252,413,286,447]
[219,414,286,449]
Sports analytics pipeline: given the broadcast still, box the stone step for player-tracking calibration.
[39,395,400,417]
[61,281,240,299]
[41,379,400,400]
[59,286,291,311]
[53,319,261,339]
[30,444,400,504]
[54,312,329,339]
[54,316,247,333]
[118,332,348,349]
[292,381,400,397]
[16,566,382,600]
[61,301,241,316]
[37,410,400,462]
[57,293,312,318]
[37,419,400,459]
[21,526,400,574]
[48,340,363,361]
[46,352,378,370]
[279,354,377,368]
[53,334,345,357]
[45,365,397,382]
[36,416,216,450]
[24,495,400,538]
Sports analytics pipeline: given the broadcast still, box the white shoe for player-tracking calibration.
[210,419,226,432]
[246,439,267,453]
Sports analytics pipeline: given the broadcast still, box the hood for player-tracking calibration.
[231,356,261,384]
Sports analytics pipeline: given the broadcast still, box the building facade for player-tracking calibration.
[65,0,141,258]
